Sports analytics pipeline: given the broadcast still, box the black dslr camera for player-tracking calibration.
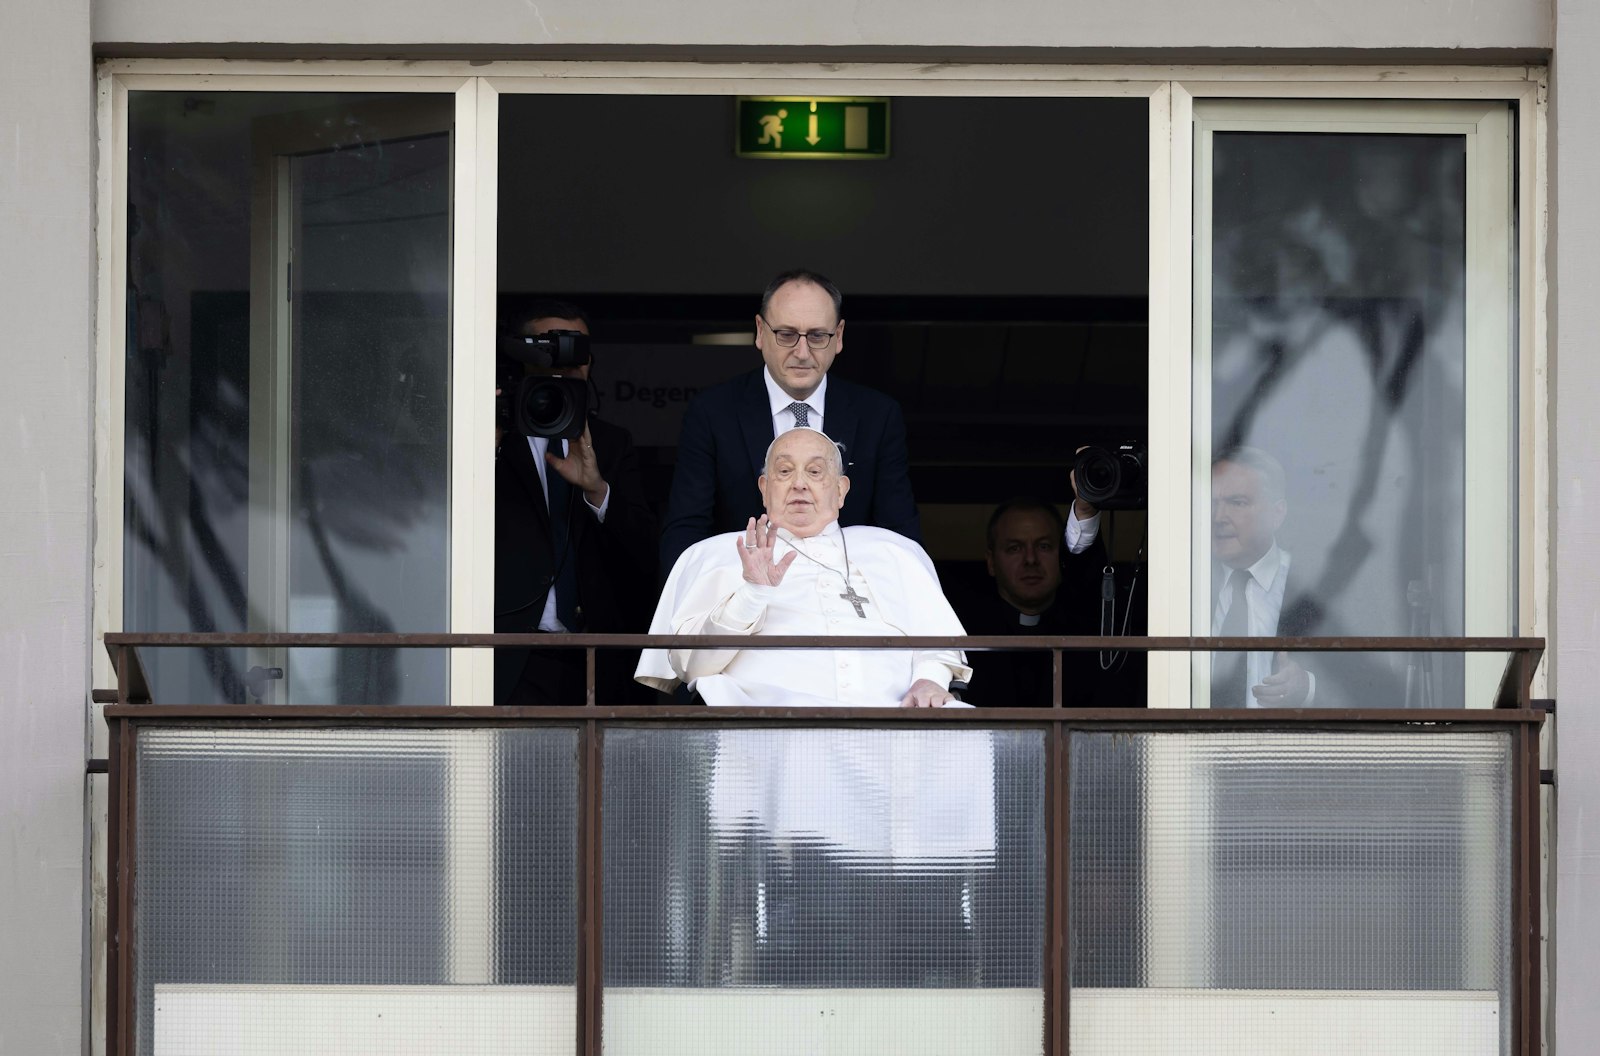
[1073,441,1147,510]
[497,330,592,440]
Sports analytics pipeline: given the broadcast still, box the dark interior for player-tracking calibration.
[498,94,1150,629]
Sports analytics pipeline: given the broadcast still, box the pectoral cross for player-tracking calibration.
[840,583,870,618]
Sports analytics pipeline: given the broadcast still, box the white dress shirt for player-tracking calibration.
[763,368,828,437]
[1063,508,1099,555]
[524,435,609,633]
[1211,544,1315,706]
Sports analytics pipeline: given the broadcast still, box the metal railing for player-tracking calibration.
[99,632,1545,1056]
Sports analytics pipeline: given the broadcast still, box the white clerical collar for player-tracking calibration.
[776,520,842,546]
[1017,612,1041,627]
[1230,542,1285,592]
[763,367,828,422]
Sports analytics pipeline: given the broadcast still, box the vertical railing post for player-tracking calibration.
[576,718,603,1056]
[1512,717,1542,1056]
[1045,719,1070,1056]
[585,646,597,708]
[106,717,137,1056]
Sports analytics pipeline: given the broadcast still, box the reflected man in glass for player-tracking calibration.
[1210,445,1405,707]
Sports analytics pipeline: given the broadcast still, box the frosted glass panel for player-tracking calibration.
[134,727,579,1056]
[1200,123,1514,708]
[601,726,1046,1055]
[124,91,452,705]
[1069,729,1512,1055]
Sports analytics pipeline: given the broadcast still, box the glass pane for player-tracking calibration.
[124,92,453,705]
[1069,729,1512,1055]
[134,726,580,1056]
[602,726,1046,1055]
[1202,127,1510,707]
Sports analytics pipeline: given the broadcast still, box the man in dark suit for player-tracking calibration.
[1209,445,1405,707]
[659,269,920,574]
[495,301,657,706]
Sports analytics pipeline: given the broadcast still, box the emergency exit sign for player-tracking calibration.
[736,97,891,160]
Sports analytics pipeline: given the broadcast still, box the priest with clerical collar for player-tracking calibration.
[636,427,970,708]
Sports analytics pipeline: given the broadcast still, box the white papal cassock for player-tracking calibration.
[637,522,994,863]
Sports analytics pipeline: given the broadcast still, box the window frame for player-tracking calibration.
[90,61,1549,714]
[1189,97,1519,707]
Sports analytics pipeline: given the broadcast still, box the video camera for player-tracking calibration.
[497,330,592,440]
[1073,441,1146,510]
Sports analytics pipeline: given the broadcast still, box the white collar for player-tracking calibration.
[1229,542,1286,592]
[763,367,828,419]
[776,520,842,546]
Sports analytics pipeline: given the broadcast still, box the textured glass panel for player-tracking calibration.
[602,727,1045,1056]
[1070,730,1512,1055]
[1202,128,1512,707]
[125,92,452,705]
[134,727,578,1056]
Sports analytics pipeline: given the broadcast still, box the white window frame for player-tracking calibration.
[1189,97,1519,707]
[94,70,496,713]
[92,60,1548,715]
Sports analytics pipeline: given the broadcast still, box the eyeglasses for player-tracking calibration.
[761,315,840,350]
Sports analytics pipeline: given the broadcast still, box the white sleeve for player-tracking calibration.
[1065,507,1100,554]
[583,483,611,522]
[670,582,773,682]
[706,581,771,634]
[911,650,972,690]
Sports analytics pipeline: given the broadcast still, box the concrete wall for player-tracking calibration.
[0,1,94,1054]
[1550,0,1600,1048]
[91,0,1550,53]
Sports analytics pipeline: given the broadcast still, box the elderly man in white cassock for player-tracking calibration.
[637,426,970,707]
[637,431,993,989]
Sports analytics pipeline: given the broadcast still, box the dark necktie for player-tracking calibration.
[787,401,812,428]
[1210,571,1251,707]
[545,440,581,631]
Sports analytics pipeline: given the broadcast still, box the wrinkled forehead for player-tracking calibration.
[767,281,839,326]
[768,434,838,472]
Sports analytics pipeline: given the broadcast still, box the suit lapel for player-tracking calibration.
[737,369,775,486]
[824,380,859,472]
[504,435,552,530]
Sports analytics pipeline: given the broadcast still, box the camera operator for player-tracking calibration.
[494,300,657,706]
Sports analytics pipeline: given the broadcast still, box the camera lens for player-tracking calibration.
[1081,452,1119,494]
[523,382,569,431]
[514,376,588,439]
[1074,442,1147,510]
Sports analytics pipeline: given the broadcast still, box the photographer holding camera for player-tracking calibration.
[494,300,657,706]
[958,444,1147,708]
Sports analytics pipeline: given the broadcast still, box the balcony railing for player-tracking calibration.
[100,633,1544,1056]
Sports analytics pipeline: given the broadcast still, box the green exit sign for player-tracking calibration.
[736,97,891,160]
